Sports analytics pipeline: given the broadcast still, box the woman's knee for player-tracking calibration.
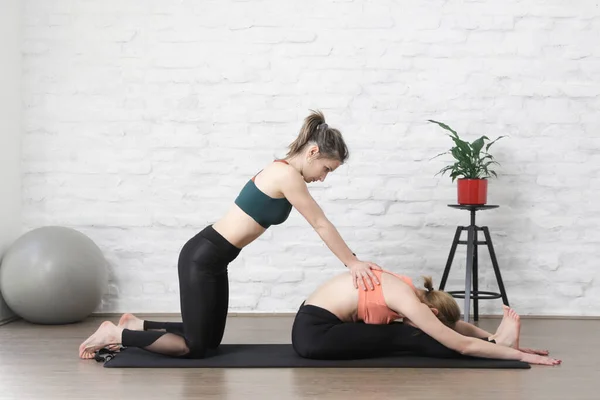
[412,331,460,358]
[293,340,325,359]
[183,339,208,358]
[292,327,320,359]
[292,342,310,358]
[292,328,330,359]
[292,329,311,358]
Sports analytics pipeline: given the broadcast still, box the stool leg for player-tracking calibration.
[463,225,475,323]
[482,227,510,306]
[473,228,479,322]
[440,226,463,290]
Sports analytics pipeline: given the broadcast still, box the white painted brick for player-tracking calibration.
[350,201,387,216]
[229,295,261,311]
[20,0,600,316]
[346,227,383,242]
[372,212,425,229]
[143,282,167,295]
[232,269,304,284]
[450,15,515,31]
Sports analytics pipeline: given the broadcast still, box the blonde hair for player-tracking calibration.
[421,276,461,328]
[286,110,349,163]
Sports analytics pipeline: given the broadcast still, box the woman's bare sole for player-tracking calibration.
[78,321,122,359]
[491,305,549,356]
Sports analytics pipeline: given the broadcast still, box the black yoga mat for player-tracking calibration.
[102,344,530,369]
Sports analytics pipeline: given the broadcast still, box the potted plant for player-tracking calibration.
[428,120,505,205]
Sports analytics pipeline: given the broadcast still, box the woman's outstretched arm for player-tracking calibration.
[382,278,561,366]
[279,169,381,290]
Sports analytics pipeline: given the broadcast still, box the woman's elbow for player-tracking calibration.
[312,217,330,232]
[455,338,474,356]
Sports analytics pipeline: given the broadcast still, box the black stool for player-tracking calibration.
[439,205,509,323]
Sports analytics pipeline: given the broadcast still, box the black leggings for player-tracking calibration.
[121,225,240,359]
[291,303,461,360]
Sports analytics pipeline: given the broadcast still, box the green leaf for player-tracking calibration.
[485,135,506,152]
[471,136,488,158]
[435,165,454,177]
[450,147,464,161]
[450,138,472,159]
[429,150,451,161]
[428,119,458,136]
[483,160,500,167]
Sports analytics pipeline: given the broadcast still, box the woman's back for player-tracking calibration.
[213,161,293,248]
[304,270,420,324]
[304,273,360,321]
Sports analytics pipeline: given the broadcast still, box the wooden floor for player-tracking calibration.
[0,315,597,400]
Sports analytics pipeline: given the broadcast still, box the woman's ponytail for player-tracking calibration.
[287,110,349,163]
[287,110,326,157]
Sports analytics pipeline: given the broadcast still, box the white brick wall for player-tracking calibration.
[0,0,22,322]
[20,0,600,316]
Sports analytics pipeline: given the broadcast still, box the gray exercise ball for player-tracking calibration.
[0,226,108,324]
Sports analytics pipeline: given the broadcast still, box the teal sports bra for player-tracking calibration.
[234,160,293,229]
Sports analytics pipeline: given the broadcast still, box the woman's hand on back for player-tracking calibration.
[347,260,382,291]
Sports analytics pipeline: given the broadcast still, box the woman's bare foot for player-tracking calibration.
[488,305,510,343]
[118,313,145,331]
[78,321,123,359]
[490,306,550,356]
[490,305,520,349]
[104,314,145,352]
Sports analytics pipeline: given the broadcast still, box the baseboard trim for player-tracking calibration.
[462,314,600,320]
[91,312,600,320]
[0,316,20,326]
[91,312,298,318]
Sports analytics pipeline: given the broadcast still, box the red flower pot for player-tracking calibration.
[457,179,487,205]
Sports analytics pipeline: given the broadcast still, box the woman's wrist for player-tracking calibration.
[344,253,358,267]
